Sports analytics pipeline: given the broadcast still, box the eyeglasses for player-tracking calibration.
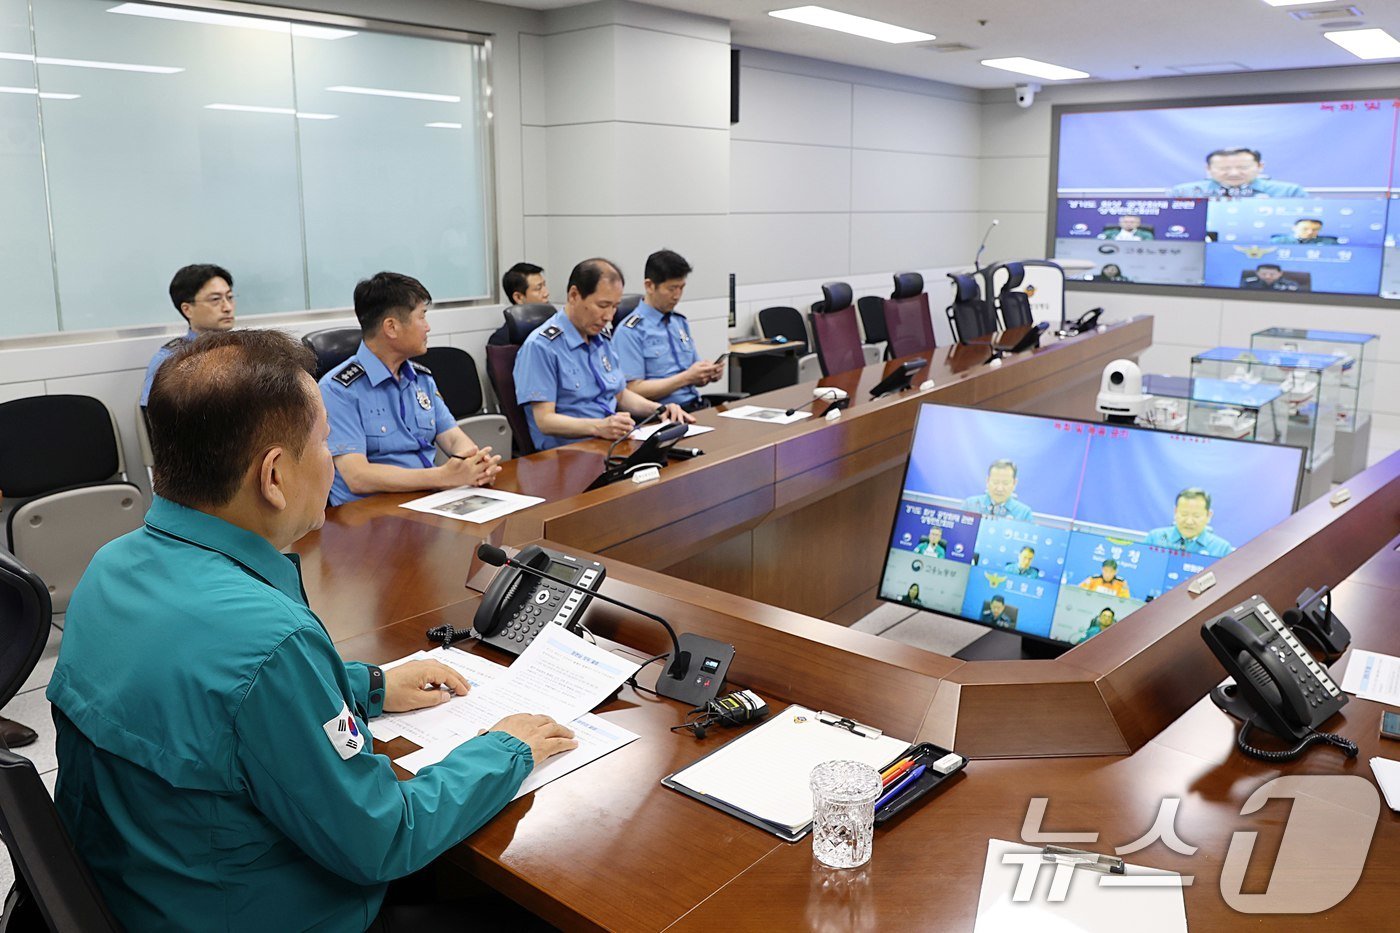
[194,292,236,307]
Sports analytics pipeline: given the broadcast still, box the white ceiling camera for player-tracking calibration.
[1015,83,1040,109]
[1096,358,1149,422]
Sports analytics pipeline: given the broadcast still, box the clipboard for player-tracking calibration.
[661,704,910,841]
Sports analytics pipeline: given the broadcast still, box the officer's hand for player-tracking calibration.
[486,713,578,765]
[464,447,502,487]
[594,412,635,440]
[383,660,470,712]
[662,403,695,425]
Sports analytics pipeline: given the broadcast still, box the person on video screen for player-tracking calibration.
[1143,487,1234,556]
[914,527,947,559]
[1241,263,1300,292]
[1097,215,1154,241]
[1004,546,1041,578]
[1093,264,1130,283]
[980,595,1014,630]
[964,459,1034,521]
[1270,218,1339,245]
[1079,558,1130,598]
[1170,148,1307,199]
[1078,607,1117,643]
[905,583,922,606]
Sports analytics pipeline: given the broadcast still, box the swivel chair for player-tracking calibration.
[484,303,556,458]
[997,262,1035,330]
[411,346,512,460]
[301,327,362,380]
[808,282,865,376]
[883,272,936,359]
[946,273,997,343]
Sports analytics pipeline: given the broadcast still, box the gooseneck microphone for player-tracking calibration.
[973,218,999,272]
[785,388,845,417]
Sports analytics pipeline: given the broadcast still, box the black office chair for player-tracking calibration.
[856,296,891,358]
[0,549,49,724]
[484,303,556,458]
[503,302,556,346]
[302,327,361,380]
[410,346,512,459]
[998,262,1035,330]
[755,306,820,384]
[946,273,997,343]
[0,396,145,614]
[612,293,643,331]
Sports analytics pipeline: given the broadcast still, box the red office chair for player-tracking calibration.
[883,272,936,359]
[808,282,865,376]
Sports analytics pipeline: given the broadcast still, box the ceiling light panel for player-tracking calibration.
[1324,27,1400,59]
[768,6,934,44]
[980,57,1089,80]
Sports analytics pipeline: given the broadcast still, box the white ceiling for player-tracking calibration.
[492,0,1400,89]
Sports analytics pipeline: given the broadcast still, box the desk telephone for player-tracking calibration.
[1201,594,1356,761]
[473,544,606,656]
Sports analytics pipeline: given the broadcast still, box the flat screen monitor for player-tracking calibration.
[1049,92,1400,303]
[878,404,1306,649]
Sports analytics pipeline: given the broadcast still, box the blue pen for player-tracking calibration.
[874,764,927,811]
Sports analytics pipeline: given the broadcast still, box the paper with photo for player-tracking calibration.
[717,405,812,426]
[400,486,544,524]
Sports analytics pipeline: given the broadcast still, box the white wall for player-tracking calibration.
[979,62,1400,437]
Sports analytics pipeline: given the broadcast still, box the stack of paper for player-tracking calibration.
[372,627,642,800]
[1369,757,1400,811]
[1340,649,1400,704]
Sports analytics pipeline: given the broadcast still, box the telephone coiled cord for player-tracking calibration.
[1235,720,1358,762]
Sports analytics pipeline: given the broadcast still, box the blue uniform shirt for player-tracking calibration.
[610,302,700,408]
[514,309,626,451]
[963,493,1034,521]
[1169,178,1308,198]
[320,342,457,507]
[139,328,196,406]
[1142,525,1234,557]
[48,496,532,932]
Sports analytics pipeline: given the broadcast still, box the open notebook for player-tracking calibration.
[663,704,909,841]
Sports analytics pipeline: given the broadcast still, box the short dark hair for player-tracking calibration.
[1100,607,1116,619]
[1205,147,1261,164]
[1101,558,1118,570]
[353,272,431,338]
[990,596,1006,607]
[568,258,624,300]
[1176,487,1212,510]
[1020,546,1035,556]
[644,249,692,285]
[1257,263,1282,272]
[502,262,543,304]
[1295,217,1323,227]
[988,459,1018,478]
[148,330,318,510]
[168,264,233,319]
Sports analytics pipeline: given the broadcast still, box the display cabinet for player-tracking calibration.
[1141,374,1286,444]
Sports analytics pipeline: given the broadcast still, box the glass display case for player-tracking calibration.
[1250,328,1378,481]
[1141,374,1286,444]
[1190,347,1343,502]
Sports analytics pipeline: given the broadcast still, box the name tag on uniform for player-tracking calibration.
[322,702,364,760]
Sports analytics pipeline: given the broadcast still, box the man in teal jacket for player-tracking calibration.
[47,329,576,932]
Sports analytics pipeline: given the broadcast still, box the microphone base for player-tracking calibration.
[654,634,735,708]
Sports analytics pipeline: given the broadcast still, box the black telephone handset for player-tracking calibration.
[1072,307,1103,332]
[1201,595,1354,760]
[472,544,606,657]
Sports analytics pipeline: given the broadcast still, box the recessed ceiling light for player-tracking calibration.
[425,122,462,129]
[1260,0,1331,6]
[981,57,1089,81]
[1324,27,1400,59]
[106,4,356,40]
[0,85,79,99]
[768,6,934,44]
[205,103,337,119]
[0,51,182,73]
[325,85,461,103]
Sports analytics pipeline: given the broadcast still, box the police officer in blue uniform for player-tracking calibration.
[49,330,577,931]
[320,272,501,507]
[514,257,692,451]
[610,249,724,411]
[1143,487,1234,556]
[139,263,238,406]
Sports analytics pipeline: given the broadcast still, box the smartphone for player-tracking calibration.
[1381,711,1400,741]
[713,353,729,365]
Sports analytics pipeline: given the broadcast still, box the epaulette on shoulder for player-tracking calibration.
[163,337,186,350]
[409,360,432,375]
[622,315,641,329]
[541,325,563,341]
[332,361,366,388]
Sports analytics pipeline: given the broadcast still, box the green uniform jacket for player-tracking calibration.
[47,497,533,932]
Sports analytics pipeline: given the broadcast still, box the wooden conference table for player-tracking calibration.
[294,317,1400,930]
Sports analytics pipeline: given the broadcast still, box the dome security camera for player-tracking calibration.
[1015,83,1040,108]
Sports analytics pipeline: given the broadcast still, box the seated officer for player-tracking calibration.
[514,257,693,451]
[139,263,237,406]
[610,249,724,412]
[320,271,501,506]
[487,261,550,348]
[48,329,576,931]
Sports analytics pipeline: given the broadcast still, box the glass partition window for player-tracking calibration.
[0,0,492,337]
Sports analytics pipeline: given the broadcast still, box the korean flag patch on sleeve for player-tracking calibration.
[322,703,365,760]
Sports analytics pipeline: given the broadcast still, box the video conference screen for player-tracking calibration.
[878,405,1305,649]
[1051,95,1400,300]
